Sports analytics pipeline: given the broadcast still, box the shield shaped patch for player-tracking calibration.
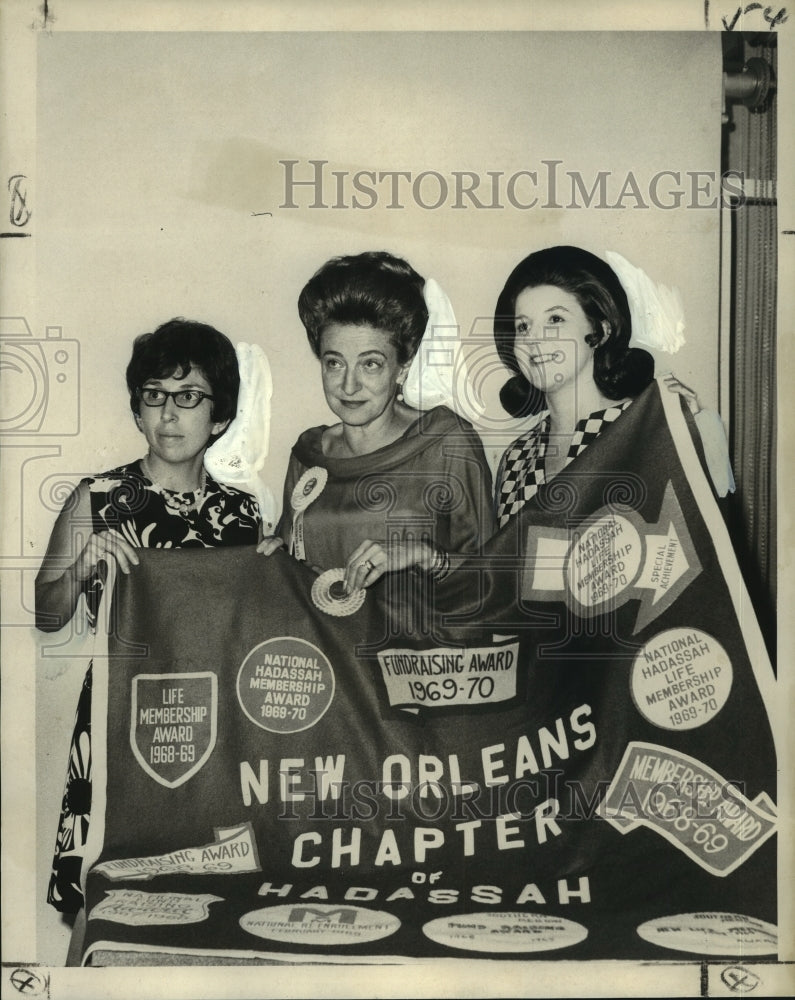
[131,672,217,788]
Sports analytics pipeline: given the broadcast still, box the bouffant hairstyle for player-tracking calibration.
[494,245,654,417]
[126,318,239,427]
[297,251,428,364]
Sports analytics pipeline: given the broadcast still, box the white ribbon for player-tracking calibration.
[693,407,736,498]
[289,467,328,561]
[204,342,278,530]
[605,251,686,354]
[402,278,485,423]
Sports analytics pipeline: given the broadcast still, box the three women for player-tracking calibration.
[36,244,723,937]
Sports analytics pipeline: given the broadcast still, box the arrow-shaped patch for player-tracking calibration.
[521,482,701,633]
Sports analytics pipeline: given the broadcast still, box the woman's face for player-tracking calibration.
[135,366,229,467]
[319,323,410,428]
[513,284,600,395]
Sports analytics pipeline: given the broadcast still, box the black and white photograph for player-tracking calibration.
[1,1,792,996]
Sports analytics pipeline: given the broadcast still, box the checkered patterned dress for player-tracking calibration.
[496,401,633,527]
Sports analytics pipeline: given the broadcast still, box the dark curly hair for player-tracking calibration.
[126,318,239,427]
[297,251,428,364]
[494,245,654,417]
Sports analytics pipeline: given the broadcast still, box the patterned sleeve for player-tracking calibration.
[34,479,102,632]
[233,488,265,534]
[493,445,510,521]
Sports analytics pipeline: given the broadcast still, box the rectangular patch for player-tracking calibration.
[601,741,777,877]
[93,822,261,881]
[376,639,520,711]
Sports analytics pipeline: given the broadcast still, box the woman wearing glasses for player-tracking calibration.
[35,318,262,926]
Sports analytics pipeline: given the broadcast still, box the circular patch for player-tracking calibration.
[567,514,641,608]
[291,467,328,513]
[630,628,732,730]
[311,568,366,618]
[636,912,777,956]
[422,911,588,953]
[240,903,400,946]
[237,636,334,733]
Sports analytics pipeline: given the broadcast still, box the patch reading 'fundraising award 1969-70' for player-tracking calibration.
[237,636,335,734]
[376,638,520,712]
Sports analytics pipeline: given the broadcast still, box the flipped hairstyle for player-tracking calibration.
[126,317,239,426]
[298,250,428,365]
[493,245,654,417]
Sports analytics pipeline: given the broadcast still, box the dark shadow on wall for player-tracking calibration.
[721,31,778,668]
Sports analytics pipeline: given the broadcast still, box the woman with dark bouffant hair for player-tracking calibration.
[493,245,719,527]
[259,250,494,594]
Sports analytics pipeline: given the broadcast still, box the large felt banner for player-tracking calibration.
[81,382,778,965]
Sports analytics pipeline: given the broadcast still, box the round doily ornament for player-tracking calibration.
[311,568,366,617]
[291,466,328,513]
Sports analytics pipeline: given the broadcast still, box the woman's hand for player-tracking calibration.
[343,538,436,593]
[74,529,140,579]
[35,484,141,632]
[257,536,285,556]
[660,372,702,416]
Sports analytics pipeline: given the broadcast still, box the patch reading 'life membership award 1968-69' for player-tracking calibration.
[130,672,217,788]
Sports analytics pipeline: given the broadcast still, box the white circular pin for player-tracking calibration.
[291,466,328,513]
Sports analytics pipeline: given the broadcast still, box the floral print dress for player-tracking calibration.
[47,460,261,912]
